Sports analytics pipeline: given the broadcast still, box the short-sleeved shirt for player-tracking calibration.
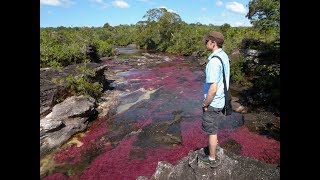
[203,48,230,108]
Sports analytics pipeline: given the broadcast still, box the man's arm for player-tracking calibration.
[202,82,218,111]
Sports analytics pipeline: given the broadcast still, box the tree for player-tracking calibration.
[103,22,113,30]
[220,23,231,35]
[139,8,184,51]
[246,0,280,28]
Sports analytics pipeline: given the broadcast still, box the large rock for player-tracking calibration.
[40,95,97,158]
[140,146,279,180]
[40,68,66,118]
[40,63,108,118]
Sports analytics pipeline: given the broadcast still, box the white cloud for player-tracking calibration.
[201,8,207,12]
[225,2,247,14]
[235,22,243,26]
[40,0,74,7]
[159,6,176,13]
[40,0,61,6]
[90,0,110,9]
[101,4,110,9]
[112,0,129,8]
[48,10,53,14]
[216,0,223,7]
[221,12,226,17]
[137,0,149,2]
[93,0,103,3]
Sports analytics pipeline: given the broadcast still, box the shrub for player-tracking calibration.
[230,55,249,86]
[51,65,103,101]
[66,74,103,100]
[92,40,113,57]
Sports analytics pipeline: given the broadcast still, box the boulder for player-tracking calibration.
[40,63,108,118]
[139,146,279,180]
[40,95,97,157]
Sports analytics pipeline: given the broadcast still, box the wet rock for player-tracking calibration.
[40,95,97,158]
[133,111,183,148]
[119,89,145,104]
[129,149,146,159]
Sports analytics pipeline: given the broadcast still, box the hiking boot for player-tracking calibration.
[198,155,220,168]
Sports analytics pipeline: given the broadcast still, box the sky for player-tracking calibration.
[40,0,252,27]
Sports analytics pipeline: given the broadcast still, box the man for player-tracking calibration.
[198,31,230,168]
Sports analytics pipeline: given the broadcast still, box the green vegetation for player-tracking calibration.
[51,65,103,102]
[230,55,249,86]
[40,27,114,68]
[41,0,279,111]
[40,7,279,64]
[247,0,280,29]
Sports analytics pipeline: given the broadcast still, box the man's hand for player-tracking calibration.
[202,104,208,113]
[202,106,208,113]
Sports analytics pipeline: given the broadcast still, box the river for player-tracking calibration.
[41,49,280,180]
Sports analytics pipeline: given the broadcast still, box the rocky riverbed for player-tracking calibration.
[40,51,280,179]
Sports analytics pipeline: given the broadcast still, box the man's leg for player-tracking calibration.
[208,134,218,160]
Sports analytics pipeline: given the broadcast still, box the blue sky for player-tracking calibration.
[40,0,252,27]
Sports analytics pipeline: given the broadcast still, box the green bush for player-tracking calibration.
[253,64,280,89]
[41,27,114,68]
[66,74,103,100]
[92,39,113,57]
[47,60,63,70]
[40,29,90,67]
[51,65,104,100]
[230,55,250,86]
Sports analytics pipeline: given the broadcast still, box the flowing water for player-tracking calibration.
[41,54,280,180]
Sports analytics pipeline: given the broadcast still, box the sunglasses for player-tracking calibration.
[205,40,216,45]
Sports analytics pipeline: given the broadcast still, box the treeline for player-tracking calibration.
[40,7,279,68]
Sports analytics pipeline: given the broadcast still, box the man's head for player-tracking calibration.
[204,31,224,48]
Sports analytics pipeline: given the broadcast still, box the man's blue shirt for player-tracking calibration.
[203,48,230,108]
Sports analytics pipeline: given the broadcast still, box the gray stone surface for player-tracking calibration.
[141,146,279,180]
[40,63,107,118]
[40,95,97,157]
